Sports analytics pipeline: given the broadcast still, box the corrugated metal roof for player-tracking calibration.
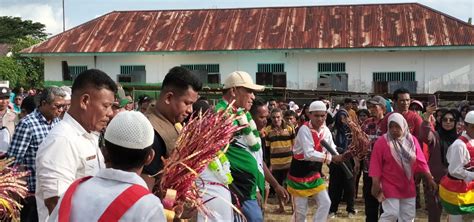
[22,3,474,54]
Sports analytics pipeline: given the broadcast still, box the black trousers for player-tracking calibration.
[328,163,355,213]
[20,195,38,222]
[363,172,382,222]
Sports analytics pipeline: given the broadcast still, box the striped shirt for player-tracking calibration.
[264,125,295,170]
[7,109,60,192]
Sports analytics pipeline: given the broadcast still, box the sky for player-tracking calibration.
[1,0,473,36]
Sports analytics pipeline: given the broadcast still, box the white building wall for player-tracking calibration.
[43,49,474,93]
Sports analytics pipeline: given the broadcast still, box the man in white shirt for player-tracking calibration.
[35,69,117,221]
[442,111,474,222]
[286,101,348,222]
[48,111,166,221]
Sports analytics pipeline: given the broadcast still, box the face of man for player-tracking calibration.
[271,111,283,128]
[268,101,277,111]
[42,96,66,121]
[358,112,368,123]
[309,111,326,129]
[285,115,297,127]
[14,96,23,106]
[0,97,9,111]
[234,87,255,111]
[279,102,288,111]
[368,104,384,118]
[254,105,269,131]
[396,93,411,112]
[166,87,199,123]
[81,88,115,132]
[111,102,125,119]
[125,96,134,111]
[60,99,71,119]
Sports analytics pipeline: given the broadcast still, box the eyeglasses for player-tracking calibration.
[52,104,67,110]
[442,118,455,123]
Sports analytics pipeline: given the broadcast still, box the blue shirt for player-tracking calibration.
[7,109,60,192]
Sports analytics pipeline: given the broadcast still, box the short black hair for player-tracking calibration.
[162,67,202,95]
[138,95,152,106]
[357,109,370,117]
[72,69,117,95]
[344,98,352,104]
[393,88,411,101]
[284,110,298,118]
[21,96,38,114]
[104,140,152,170]
[250,97,266,117]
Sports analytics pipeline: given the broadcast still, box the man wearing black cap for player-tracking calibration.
[0,86,17,150]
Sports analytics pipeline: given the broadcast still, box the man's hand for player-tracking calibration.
[274,184,290,203]
[425,174,438,195]
[332,155,344,164]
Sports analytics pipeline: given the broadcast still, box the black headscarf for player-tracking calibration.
[334,109,351,153]
[438,109,459,166]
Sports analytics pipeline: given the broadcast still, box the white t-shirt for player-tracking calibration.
[48,168,166,222]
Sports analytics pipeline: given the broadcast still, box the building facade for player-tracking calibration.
[23,3,474,93]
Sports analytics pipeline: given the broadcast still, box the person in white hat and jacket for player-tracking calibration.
[286,100,349,222]
[440,110,474,222]
[47,111,166,222]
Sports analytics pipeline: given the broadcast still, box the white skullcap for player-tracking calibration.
[309,101,327,112]
[105,111,154,149]
[466,111,474,125]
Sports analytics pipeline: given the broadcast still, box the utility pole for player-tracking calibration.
[62,0,65,32]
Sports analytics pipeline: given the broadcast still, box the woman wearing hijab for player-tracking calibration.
[420,106,459,222]
[328,110,356,218]
[369,113,437,221]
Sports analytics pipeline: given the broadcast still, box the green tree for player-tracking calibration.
[0,56,27,87]
[0,16,46,88]
[0,16,47,44]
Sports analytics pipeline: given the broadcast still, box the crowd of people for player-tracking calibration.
[0,66,473,222]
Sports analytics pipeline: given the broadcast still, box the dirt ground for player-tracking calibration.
[263,165,449,221]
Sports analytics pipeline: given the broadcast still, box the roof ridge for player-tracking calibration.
[110,2,421,13]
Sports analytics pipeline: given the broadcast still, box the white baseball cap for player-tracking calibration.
[104,111,154,149]
[223,71,265,91]
[465,111,474,124]
[309,101,327,112]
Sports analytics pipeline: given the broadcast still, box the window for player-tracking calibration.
[372,72,417,94]
[373,72,416,82]
[256,63,286,87]
[317,62,347,91]
[318,62,345,73]
[258,63,285,73]
[118,65,146,83]
[68,65,87,79]
[181,64,220,85]
[120,65,146,75]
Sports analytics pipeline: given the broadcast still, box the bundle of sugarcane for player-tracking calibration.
[347,119,370,159]
[157,107,243,218]
[0,157,29,222]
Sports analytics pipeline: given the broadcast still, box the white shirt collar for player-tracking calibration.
[63,112,97,139]
[95,168,148,189]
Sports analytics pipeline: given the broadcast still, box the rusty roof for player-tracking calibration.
[23,3,474,54]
